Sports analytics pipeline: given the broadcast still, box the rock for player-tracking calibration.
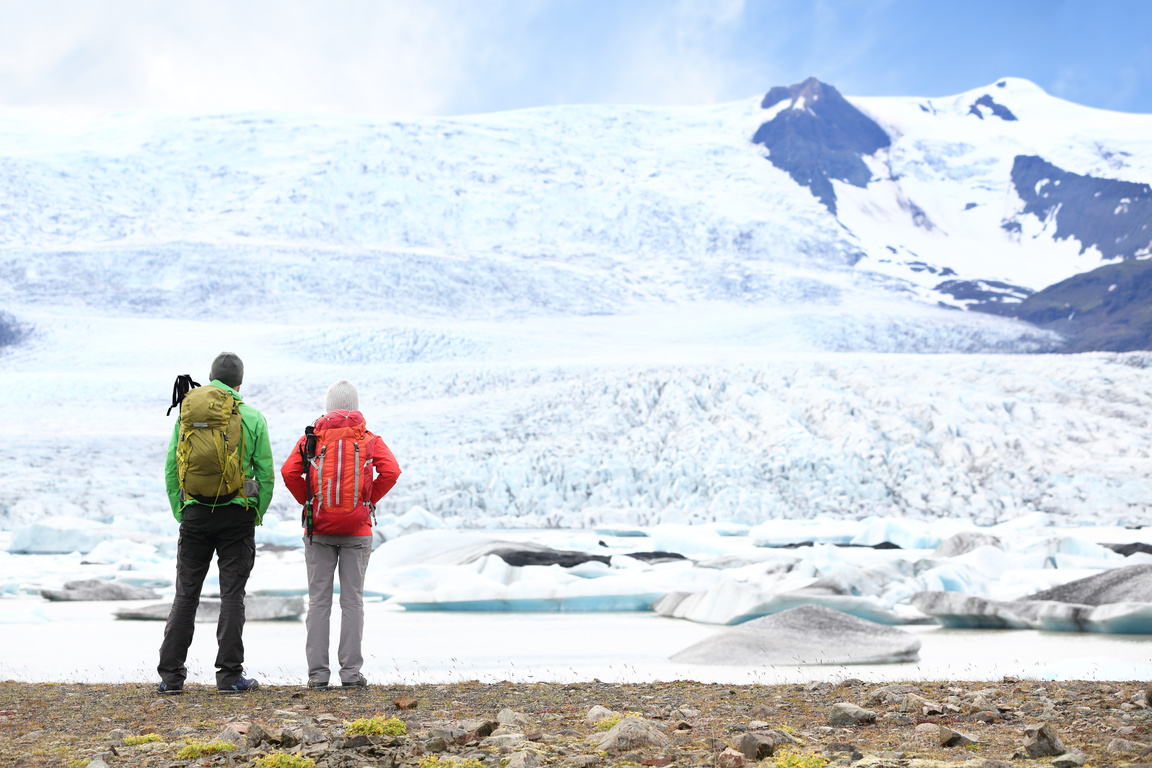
[828,703,876,727]
[426,736,449,752]
[718,747,746,768]
[586,706,619,725]
[867,684,921,705]
[459,719,500,738]
[343,734,372,748]
[933,532,1002,558]
[107,728,131,742]
[499,708,531,726]
[215,726,245,745]
[824,742,862,761]
[670,708,700,719]
[898,694,927,714]
[280,729,302,749]
[246,723,273,748]
[568,755,601,767]
[1022,723,1065,758]
[85,758,111,768]
[1107,737,1143,754]
[914,723,938,735]
[481,733,528,748]
[114,595,304,621]
[1052,752,1088,768]
[938,727,977,748]
[735,732,775,760]
[395,696,419,710]
[749,704,774,719]
[41,579,159,601]
[748,720,769,730]
[505,750,541,768]
[882,713,914,726]
[670,605,920,666]
[974,711,1003,724]
[595,717,672,753]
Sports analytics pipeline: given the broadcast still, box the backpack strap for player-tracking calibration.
[166,374,201,416]
[300,426,317,544]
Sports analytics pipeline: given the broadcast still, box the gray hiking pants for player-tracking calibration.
[303,534,372,684]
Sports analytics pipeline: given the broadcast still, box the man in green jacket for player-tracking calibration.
[157,352,274,694]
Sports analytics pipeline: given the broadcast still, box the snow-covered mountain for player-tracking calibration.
[1,79,1151,533]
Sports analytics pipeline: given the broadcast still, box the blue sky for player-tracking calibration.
[0,0,1148,116]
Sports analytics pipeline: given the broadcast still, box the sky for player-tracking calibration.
[0,0,1149,117]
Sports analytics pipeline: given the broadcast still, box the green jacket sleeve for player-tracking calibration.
[164,419,183,521]
[245,407,275,525]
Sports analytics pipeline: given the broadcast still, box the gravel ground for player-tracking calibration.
[1,678,1151,768]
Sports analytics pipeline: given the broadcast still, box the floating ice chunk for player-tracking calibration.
[256,516,306,548]
[670,605,921,665]
[989,512,1050,535]
[0,602,48,623]
[1017,536,1126,562]
[594,526,648,538]
[1037,601,1152,633]
[246,551,309,596]
[82,539,165,565]
[8,517,118,554]
[910,591,1046,629]
[749,518,864,547]
[373,530,505,568]
[850,517,973,550]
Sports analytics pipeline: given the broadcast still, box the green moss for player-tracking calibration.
[347,716,407,736]
[773,748,828,768]
[252,754,318,768]
[420,755,485,768]
[176,738,236,759]
[122,733,162,746]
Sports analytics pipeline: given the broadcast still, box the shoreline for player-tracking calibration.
[1,678,1149,767]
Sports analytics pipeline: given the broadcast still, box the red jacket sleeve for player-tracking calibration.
[280,435,310,506]
[368,435,400,505]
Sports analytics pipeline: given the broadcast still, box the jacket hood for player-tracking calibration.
[315,409,365,431]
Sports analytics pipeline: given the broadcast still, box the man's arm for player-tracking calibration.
[368,436,401,506]
[164,420,183,521]
[251,412,275,524]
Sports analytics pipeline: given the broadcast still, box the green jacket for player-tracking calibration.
[165,380,274,525]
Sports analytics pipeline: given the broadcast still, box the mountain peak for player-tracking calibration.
[761,76,837,111]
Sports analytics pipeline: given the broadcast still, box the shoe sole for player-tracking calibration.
[158,689,183,696]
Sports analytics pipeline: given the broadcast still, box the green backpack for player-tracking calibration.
[174,382,246,505]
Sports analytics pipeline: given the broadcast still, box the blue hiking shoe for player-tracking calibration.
[219,676,260,694]
[156,681,183,695]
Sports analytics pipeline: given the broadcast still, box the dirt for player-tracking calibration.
[0,678,1149,768]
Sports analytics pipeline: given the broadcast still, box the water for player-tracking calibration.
[3,597,1151,685]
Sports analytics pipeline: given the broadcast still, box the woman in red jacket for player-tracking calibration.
[281,379,401,689]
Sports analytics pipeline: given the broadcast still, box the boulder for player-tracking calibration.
[670,605,920,665]
[938,727,978,748]
[1022,723,1065,758]
[828,703,875,727]
[595,717,671,753]
[718,748,745,768]
[504,751,541,768]
[114,595,304,621]
[735,733,775,760]
[586,706,619,725]
[1052,752,1088,768]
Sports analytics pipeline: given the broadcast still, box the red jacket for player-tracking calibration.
[280,410,401,536]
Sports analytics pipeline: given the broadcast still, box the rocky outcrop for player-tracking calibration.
[752,77,890,215]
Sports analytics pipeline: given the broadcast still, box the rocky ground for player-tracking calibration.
[2,678,1151,768]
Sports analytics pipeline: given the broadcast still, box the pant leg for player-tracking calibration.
[304,537,339,682]
[157,505,216,685]
[213,506,256,688]
[336,536,372,682]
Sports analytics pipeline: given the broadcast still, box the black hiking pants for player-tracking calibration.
[157,504,256,689]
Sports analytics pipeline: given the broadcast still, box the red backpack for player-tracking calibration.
[302,411,376,537]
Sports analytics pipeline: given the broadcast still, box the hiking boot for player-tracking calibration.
[219,676,260,694]
[342,673,368,687]
[157,681,183,695]
[307,678,330,690]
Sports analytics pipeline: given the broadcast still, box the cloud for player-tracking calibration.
[0,0,494,115]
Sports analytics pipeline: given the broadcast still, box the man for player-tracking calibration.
[157,352,274,694]
[281,379,400,689]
